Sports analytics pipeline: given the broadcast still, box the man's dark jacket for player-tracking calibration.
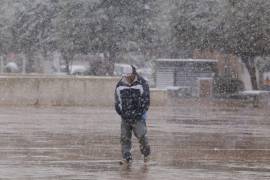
[115,75,150,120]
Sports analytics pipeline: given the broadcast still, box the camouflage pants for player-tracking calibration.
[120,117,151,159]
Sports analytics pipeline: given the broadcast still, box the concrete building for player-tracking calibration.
[155,59,218,97]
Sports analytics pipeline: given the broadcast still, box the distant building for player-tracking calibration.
[193,49,253,90]
[155,59,218,97]
[262,70,270,91]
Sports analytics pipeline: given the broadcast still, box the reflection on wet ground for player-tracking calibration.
[0,103,269,179]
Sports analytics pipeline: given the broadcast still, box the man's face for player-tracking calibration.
[125,73,135,84]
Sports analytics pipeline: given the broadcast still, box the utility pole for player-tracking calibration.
[22,54,26,74]
[0,56,3,74]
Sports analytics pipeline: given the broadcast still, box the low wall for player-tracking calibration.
[150,88,168,106]
[0,75,167,106]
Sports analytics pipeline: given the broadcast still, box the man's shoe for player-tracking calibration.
[144,155,150,163]
[120,157,132,165]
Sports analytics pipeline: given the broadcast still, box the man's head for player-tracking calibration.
[122,65,137,84]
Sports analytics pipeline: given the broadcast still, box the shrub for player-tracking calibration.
[213,76,244,96]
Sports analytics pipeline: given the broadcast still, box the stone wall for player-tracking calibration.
[0,75,167,106]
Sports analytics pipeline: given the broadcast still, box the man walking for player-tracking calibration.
[114,65,151,164]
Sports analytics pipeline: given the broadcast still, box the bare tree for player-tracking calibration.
[170,0,270,90]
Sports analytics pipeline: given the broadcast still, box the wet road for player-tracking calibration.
[0,103,269,179]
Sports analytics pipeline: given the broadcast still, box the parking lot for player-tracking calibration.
[0,103,269,179]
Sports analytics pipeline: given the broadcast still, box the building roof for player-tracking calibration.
[156,59,218,63]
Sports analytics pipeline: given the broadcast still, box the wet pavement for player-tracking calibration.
[0,102,269,179]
